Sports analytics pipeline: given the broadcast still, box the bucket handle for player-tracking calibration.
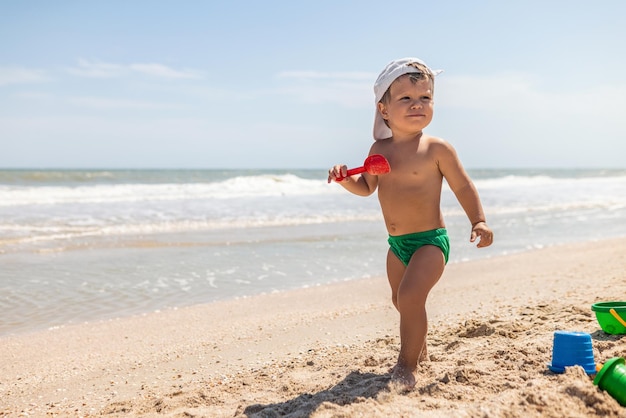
[609,308,626,327]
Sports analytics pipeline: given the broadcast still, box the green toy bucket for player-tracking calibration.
[594,357,626,406]
[591,302,626,335]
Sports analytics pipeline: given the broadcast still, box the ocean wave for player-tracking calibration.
[0,174,339,207]
[4,171,625,207]
[473,174,626,189]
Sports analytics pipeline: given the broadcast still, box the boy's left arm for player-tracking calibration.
[454,183,493,248]
[436,140,493,248]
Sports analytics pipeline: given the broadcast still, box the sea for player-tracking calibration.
[1,168,625,337]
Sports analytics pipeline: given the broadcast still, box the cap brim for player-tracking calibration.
[373,109,392,141]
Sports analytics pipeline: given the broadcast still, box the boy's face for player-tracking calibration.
[377,74,434,136]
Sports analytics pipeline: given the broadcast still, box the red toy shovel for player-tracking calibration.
[333,154,391,182]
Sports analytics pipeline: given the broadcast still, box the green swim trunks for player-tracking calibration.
[388,228,450,266]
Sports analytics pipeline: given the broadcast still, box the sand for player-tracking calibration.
[1,237,625,417]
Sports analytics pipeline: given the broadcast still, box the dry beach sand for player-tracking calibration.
[1,237,625,417]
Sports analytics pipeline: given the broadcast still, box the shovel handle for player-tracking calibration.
[335,166,366,182]
[609,308,626,327]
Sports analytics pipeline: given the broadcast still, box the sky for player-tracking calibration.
[1,1,625,169]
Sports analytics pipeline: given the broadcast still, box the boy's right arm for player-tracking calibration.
[328,165,377,196]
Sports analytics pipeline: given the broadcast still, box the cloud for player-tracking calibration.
[129,63,203,79]
[437,73,626,122]
[67,59,204,80]
[436,74,536,110]
[277,71,374,81]
[275,70,374,108]
[66,59,124,78]
[67,96,183,110]
[0,67,51,86]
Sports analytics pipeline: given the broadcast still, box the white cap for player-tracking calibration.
[373,57,443,141]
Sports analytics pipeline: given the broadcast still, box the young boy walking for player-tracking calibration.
[328,57,493,389]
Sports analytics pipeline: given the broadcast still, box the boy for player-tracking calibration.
[328,57,493,389]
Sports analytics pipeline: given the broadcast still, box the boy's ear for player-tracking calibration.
[377,102,388,120]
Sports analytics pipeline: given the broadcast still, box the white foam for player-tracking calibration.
[0,174,340,207]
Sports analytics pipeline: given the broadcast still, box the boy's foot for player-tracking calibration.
[390,363,416,390]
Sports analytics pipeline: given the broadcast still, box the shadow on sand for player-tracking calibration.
[242,370,391,417]
[590,330,625,342]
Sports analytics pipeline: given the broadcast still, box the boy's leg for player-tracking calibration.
[386,250,429,361]
[386,249,405,311]
[390,245,445,387]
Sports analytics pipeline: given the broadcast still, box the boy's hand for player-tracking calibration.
[327,164,348,183]
[470,222,493,248]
